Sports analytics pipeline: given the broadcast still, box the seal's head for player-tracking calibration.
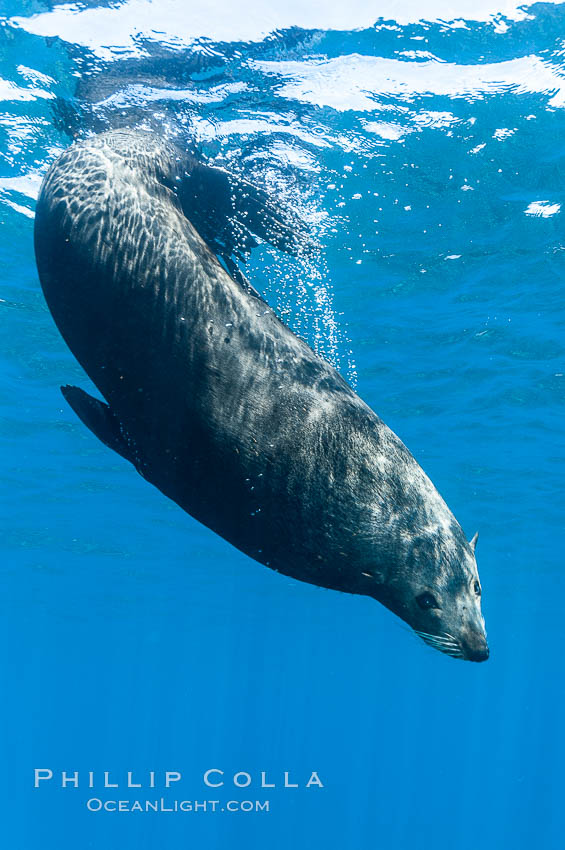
[374,529,489,662]
[411,532,488,662]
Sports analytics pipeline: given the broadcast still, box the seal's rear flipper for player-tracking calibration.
[61,385,135,466]
[177,161,318,262]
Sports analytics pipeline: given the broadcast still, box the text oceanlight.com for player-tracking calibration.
[86,798,270,813]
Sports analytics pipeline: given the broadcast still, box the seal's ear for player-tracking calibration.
[469,532,479,553]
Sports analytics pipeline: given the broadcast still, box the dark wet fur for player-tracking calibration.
[34,130,488,660]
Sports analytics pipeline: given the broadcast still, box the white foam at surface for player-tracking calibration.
[188,115,332,148]
[364,121,406,140]
[1,197,35,218]
[524,200,561,217]
[0,172,43,199]
[98,82,247,108]
[9,0,565,59]
[253,54,565,110]
[0,77,53,102]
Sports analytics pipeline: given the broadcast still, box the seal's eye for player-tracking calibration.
[473,580,481,597]
[416,592,440,610]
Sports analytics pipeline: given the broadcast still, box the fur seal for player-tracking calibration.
[34,129,488,662]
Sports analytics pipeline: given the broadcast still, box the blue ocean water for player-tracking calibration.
[1,1,564,847]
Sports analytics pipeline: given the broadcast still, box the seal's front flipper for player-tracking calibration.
[219,253,267,303]
[61,385,136,466]
[177,160,318,261]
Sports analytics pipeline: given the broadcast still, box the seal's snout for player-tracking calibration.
[460,609,489,662]
[462,638,489,663]
[465,644,489,663]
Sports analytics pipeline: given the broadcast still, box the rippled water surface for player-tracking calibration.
[2,2,564,848]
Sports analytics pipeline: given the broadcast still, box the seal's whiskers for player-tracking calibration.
[414,629,464,659]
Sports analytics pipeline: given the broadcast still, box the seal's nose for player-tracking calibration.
[466,645,489,663]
